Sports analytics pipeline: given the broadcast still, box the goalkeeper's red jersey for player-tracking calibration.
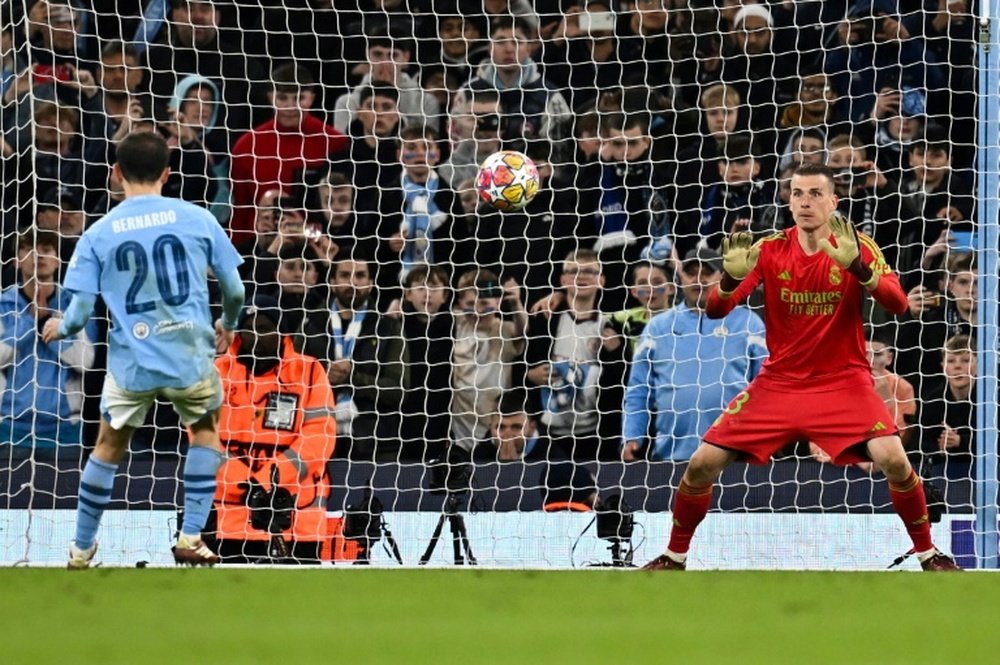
[707,227,908,392]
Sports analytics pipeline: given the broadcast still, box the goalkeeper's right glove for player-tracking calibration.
[721,232,760,281]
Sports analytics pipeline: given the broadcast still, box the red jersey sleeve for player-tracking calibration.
[857,233,907,315]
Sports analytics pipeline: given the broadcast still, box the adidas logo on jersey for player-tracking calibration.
[778,270,792,281]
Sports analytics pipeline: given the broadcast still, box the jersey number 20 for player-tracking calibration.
[115,234,191,314]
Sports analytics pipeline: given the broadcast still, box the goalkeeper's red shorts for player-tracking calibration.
[702,379,898,466]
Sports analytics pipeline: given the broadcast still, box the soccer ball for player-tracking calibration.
[476,150,540,212]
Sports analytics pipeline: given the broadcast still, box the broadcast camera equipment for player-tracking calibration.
[343,486,403,565]
[569,492,639,568]
[594,494,636,567]
[419,446,477,565]
[246,465,296,562]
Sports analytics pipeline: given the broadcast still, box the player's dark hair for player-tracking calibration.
[116,131,169,184]
[792,162,837,191]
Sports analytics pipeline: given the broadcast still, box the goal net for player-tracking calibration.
[0,0,991,569]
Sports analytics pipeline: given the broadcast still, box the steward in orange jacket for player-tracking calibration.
[212,298,336,560]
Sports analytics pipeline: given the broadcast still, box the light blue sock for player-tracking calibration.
[181,446,224,537]
[75,455,118,550]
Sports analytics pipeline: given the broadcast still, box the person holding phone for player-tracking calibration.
[896,252,977,396]
[899,123,975,274]
[542,2,624,111]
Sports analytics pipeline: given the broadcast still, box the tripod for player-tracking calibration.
[352,517,404,565]
[343,487,404,565]
[419,493,477,565]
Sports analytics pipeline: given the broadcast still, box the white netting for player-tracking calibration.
[0,0,987,568]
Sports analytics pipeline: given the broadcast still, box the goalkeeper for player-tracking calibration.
[643,163,959,572]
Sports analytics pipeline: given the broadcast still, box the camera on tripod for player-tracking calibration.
[427,445,472,496]
[420,445,477,565]
[342,486,403,565]
[594,494,635,567]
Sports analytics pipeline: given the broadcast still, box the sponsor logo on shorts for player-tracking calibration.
[132,322,150,339]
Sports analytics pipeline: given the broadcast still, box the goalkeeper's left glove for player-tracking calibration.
[817,212,860,269]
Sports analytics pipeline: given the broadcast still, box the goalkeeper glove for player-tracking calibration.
[817,213,860,269]
[721,232,760,281]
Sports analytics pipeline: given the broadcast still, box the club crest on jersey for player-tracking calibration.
[132,322,150,339]
[828,266,843,286]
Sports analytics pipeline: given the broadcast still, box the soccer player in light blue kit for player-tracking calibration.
[43,131,246,568]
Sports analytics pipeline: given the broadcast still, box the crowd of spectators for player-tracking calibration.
[0,1,980,491]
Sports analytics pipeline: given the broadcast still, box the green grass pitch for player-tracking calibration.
[2,569,998,664]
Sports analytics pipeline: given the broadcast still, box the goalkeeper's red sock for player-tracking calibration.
[666,479,714,556]
[888,469,935,553]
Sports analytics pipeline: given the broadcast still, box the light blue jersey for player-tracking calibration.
[622,302,768,461]
[62,195,243,392]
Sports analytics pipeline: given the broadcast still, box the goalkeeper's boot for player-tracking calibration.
[67,541,97,570]
[920,550,962,571]
[172,533,220,567]
[641,554,686,571]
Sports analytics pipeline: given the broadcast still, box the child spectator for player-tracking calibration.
[896,252,977,395]
[261,242,327,340]
[450,270,527,456]
[395,265,454,461]
[310,170,378,262]
[526,250,616,462]
[455,16,571,142]
[915,334,976,482]
[229,64,348,243]
[333,83,403,213]
[697,134,775,251]
[867,329,917,446]
[384,126,454,285]
[333,27,440,133]
[900,123,975,269]
[167,74,228,205]
[0,231,97,451]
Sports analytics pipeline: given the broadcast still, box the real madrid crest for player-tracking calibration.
[828,266,843,286]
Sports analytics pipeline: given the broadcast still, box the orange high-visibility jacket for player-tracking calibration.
[214,336,337,543]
